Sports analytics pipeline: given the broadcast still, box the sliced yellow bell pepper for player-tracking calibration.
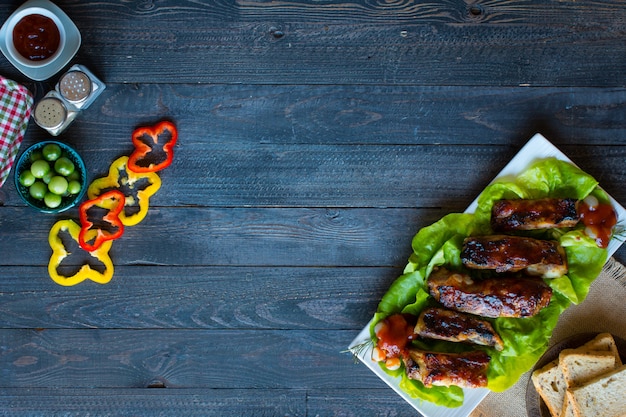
[48,219,114,286]
[87,156,161,226]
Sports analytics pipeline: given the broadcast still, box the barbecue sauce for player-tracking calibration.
[579,201,617,249]
[13,14,60,61]
[375,314,416,358]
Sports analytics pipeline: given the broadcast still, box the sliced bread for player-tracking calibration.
[532,333,623,417]
[532,359,566,417]
[560,350,617,386]
[578,333,623,366]
[562,394,577,417]
[568,364,626,417]
[559,350,618,417]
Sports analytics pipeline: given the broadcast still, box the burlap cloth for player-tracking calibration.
[470,257,626,417]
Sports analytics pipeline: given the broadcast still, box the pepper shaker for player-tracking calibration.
[32,64,106,135]
[55,64,105,110]
[58,70,92,105]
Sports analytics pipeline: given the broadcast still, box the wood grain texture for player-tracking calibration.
[0,207,437,266]
[0,329,374,389]
[4,140,626,209]
[0,388,416,417]
[0,0,624,415]
[0,266,398,329]
[24,84,626,147]
[0,388,307,417]
[0,1,624,86]
[4,83,623,213]
[308,389,420,416]
[117,143,626,208]
[2,204,625,268]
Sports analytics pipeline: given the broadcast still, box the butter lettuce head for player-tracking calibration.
[372,158,609,407]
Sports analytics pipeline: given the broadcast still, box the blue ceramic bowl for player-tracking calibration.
[14,140,87,213]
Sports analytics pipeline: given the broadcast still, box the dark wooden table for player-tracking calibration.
[0,1,624,416]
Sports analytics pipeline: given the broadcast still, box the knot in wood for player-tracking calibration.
[269,26,285,39]
[147,379,167,388]
[467,4,485,18]
[137,0,155,11]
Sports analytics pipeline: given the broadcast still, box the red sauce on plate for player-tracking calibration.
[579,201,617,248]
[12,14,60,61]
[375,314,416,358]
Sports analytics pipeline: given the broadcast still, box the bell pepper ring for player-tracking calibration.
[48,219,114,286]
[87,156,161,226]
[78,189,126,252]
[128,120,177,173]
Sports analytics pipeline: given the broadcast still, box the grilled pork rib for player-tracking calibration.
[491,198,579,232]
[415,307,504,351]
[404,348,490,388]
[428,267,552,318]
[461,235,568,278]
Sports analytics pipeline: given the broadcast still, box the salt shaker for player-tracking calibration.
[32,64,106,135]
[32,90,78,136]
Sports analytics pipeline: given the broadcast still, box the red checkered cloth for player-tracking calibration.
[0,76,33,187]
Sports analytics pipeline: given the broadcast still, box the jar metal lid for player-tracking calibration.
[58,70,92,103]
[34,97,67,129]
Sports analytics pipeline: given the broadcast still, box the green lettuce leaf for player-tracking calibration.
[405,213,475,275]
[515,159,599,199]
[372,158,610,407]
[399,375,464,407]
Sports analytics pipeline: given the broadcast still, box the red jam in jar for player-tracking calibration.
[12,14,60,61]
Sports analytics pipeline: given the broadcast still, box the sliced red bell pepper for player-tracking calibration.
[127,120,177,173]
[88,156,161,226]
[78,189,126,252]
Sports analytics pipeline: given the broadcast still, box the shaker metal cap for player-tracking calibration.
[33,96,67,129]
[58,70,92,103]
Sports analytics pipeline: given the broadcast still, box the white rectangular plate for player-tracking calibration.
[349,133,626,417]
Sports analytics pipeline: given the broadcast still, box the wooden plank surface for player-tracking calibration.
[0,266,397,329]
[0,85,623,210]
[0,329,371,388]
[0,388,308,416]
[0,388,417,417]
[5,84,626,149]
[0,0,625,416]
[1,1,624,86]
